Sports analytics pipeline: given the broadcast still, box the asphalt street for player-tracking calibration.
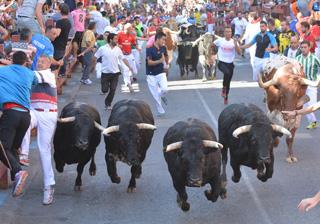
[1,52,320,224]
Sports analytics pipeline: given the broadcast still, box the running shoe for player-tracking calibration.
[19,154,29,167]
[80,79,92,85]
[12,170,28,197]
[43,186,55,205]
[306,122,317,129]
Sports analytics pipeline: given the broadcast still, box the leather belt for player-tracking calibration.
[34,108,58,112]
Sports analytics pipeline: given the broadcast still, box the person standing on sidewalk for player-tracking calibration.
[94,33,133,110]
[146,32,168,116]
[214,26,241,105]
[51,3,71,94]
[17,0,46,34]
[296,40,320,129]
[20,54,57,205]
[0,51,41,197]
[79,21,96,85]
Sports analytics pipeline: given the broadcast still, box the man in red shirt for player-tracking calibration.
[301,21,316,53]
[207,9,214,34]
[117,23,138,93]
[311,19,320,58]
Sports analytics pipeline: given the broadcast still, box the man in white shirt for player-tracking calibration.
[94,33,133,110]
[241,12,261,67]
[231,12,248,39]
[284,36,301,59]
[20,54,57,205]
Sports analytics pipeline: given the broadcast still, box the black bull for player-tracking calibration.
[53,102,102,191]
[104,99,156,192]
[176,25,203,78]
[218,104,292,197]
[163,118,224,211]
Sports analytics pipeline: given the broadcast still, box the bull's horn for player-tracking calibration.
[94,121,106,132]
[57,116,76,123]
[232,125,252,138]
[136,123,157,130]
[165,141,183,152]
[258,74,276,89]
[300,78,320,87]
[271,124,292,138]
[202,140,223,149]
[102,125,120,136]
[185,27,190,35]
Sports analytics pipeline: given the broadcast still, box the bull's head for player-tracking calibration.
[164,136,223,187]
[232,123,291,181]
[102,122,156,166]
[259,64,319,126]
[57,115,96,151]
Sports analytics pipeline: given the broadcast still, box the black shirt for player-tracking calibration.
[146,45,168,76]
[52,18,71,51]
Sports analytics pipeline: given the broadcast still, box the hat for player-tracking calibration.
[124,23,132,30]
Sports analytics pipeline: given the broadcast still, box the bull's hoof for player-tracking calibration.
[177,197,190,212]
[231,175,240,183]
[74,185,82,191]
[286,156,298,163]
[111,176,121,184]
[89,169,96,176]
[127,187,136,193]
[220,188,227,199]
[204,189,212,200]
[205,190,218,202]
[258,176,268,182]
[56,166,64,173]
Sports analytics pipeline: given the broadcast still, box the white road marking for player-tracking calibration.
[195,89,274,224]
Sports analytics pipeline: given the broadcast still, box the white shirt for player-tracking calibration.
[214,38,236,63]
[94,44,124,74]
[200,13,207,26]
[287,48,299,59]
[104,25,117,34]
[243,21,260,44]
[95,17,109,35]
[231,17,248,36]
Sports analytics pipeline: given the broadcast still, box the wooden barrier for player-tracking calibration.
[0,162,9,189]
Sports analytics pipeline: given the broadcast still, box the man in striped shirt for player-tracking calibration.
[296,40,320,129]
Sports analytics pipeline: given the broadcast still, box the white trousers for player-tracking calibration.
[253,57,268,81]
[132,49,141,72]
[304,86,318,123]
[147,73,168,114]
[248,44,257,68]
[124,54,137,75]
[120,60,133,86]
[21,109,57,187]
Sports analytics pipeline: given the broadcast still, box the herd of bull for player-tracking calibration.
[51,54,320,211]
[176,24,217,80]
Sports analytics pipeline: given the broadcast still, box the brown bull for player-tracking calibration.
[258,56,318,163]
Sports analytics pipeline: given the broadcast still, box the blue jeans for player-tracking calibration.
[81,49,93,80]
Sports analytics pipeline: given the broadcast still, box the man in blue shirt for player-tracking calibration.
[0,51,38,197]
[146,32,169,116]
[31,25,63,70]
[241,21,278,81]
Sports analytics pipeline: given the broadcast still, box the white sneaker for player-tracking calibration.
[43,186,54,205]
[80,79,92,85]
